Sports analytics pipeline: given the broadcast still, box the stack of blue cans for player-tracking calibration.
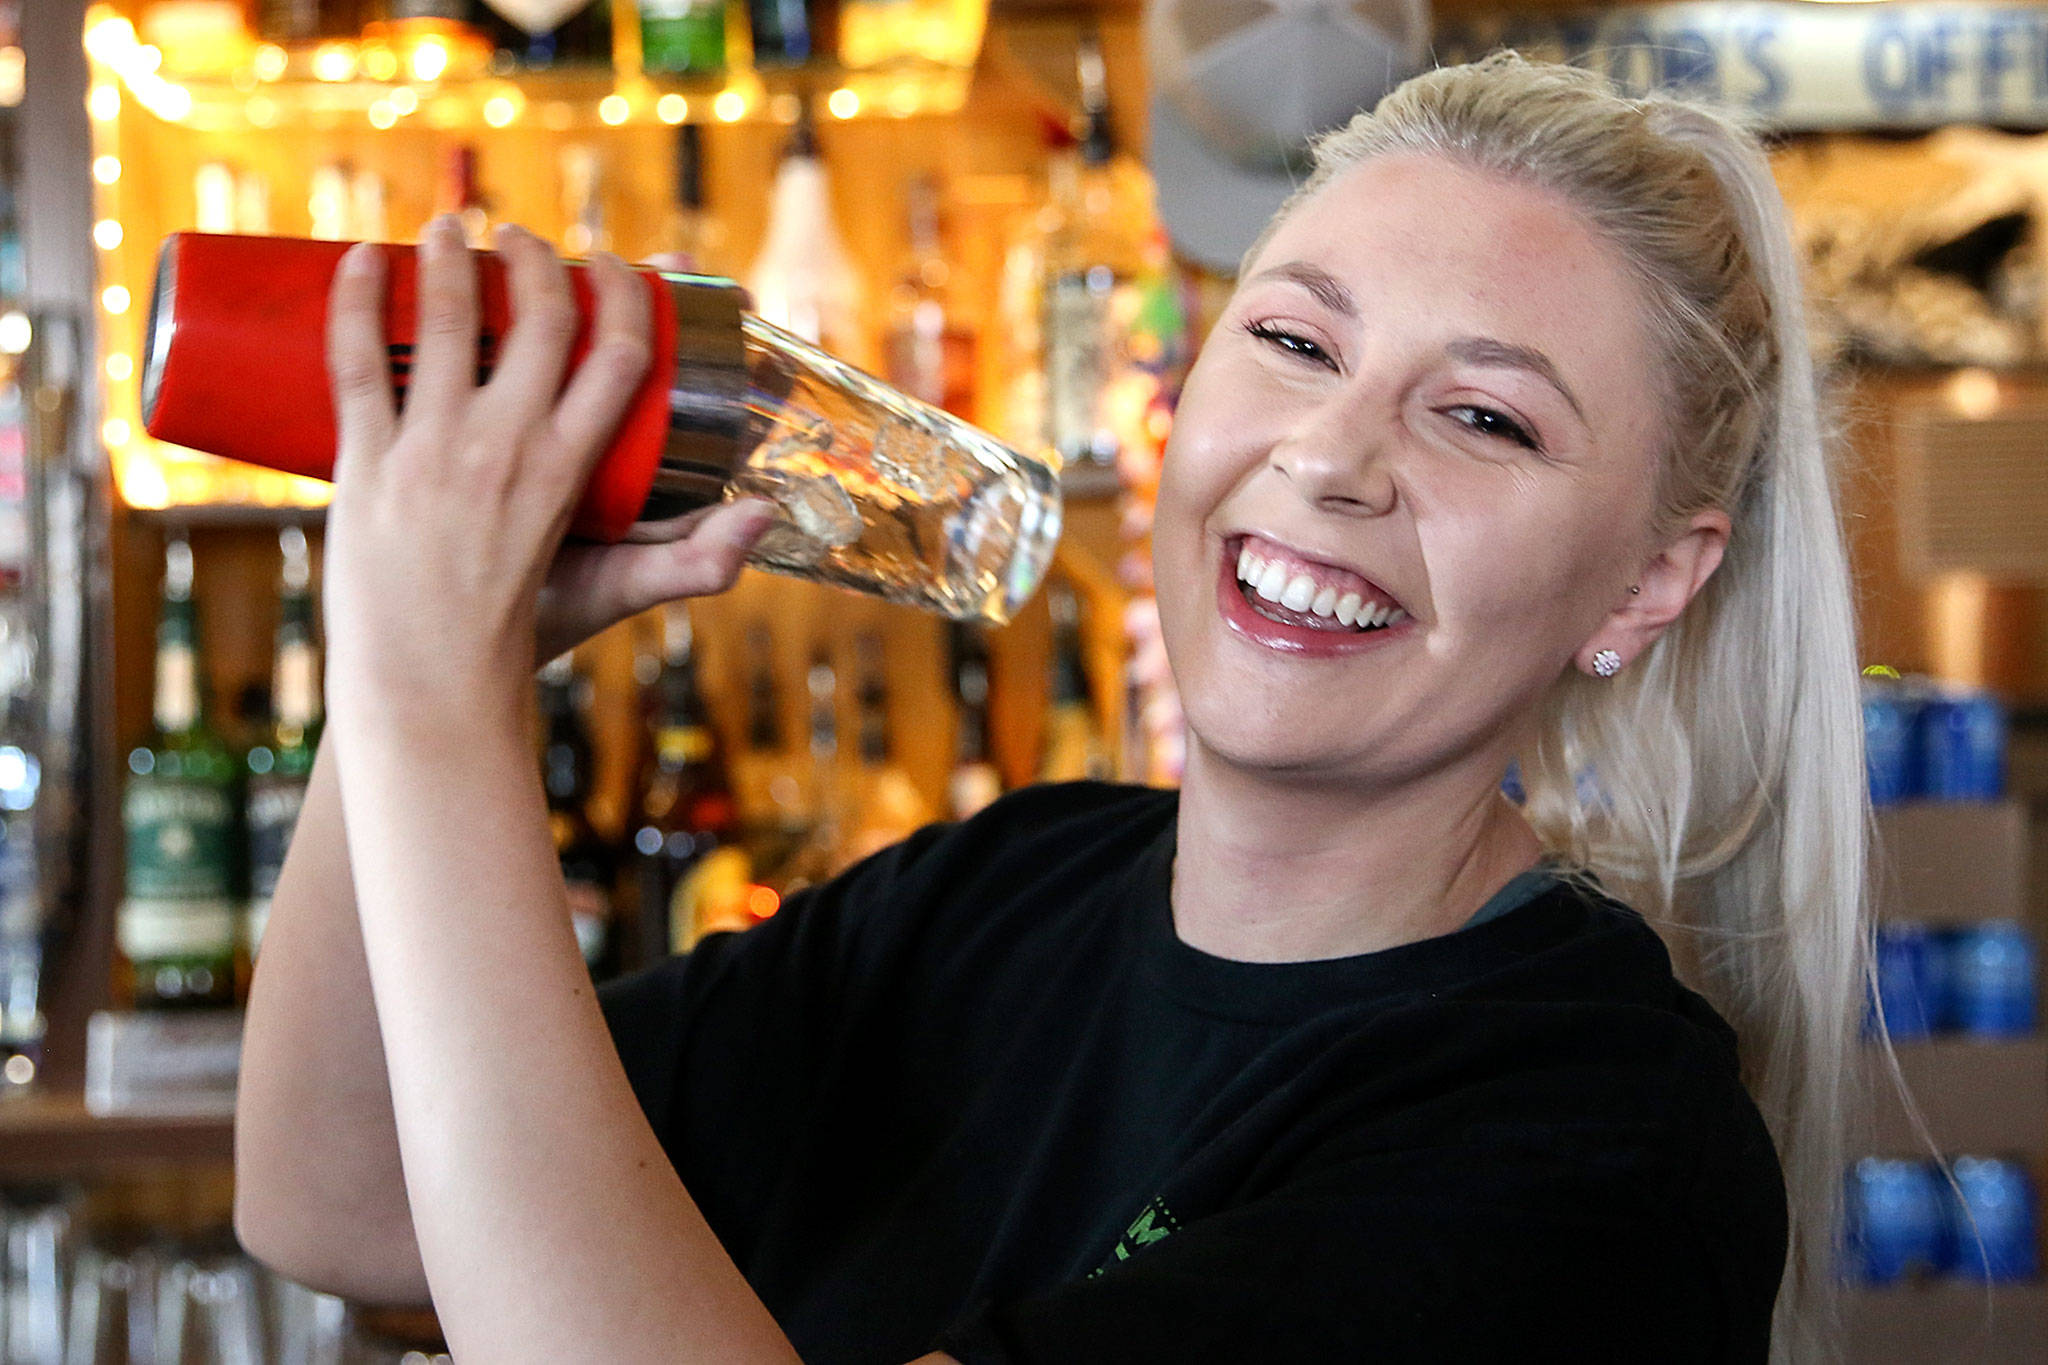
[1863,676,2006,805]
[1844,1156,2040,1284]
[1867,921,2038,1040]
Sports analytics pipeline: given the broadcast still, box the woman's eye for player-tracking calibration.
[1243,321,1336,370]
[1445,405,1540,452]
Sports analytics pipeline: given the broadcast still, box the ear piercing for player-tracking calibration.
[1591,649,1623,677]
[1629,585,1640,595]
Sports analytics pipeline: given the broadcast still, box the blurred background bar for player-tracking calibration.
[0,0,2044,1359]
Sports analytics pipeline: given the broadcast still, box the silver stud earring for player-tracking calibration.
[1591,649,1623,678]
[1629,585,1640,595]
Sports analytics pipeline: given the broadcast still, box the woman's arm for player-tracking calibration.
[234,737,430,1306]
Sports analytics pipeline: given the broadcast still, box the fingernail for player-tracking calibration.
[340,242,379,276]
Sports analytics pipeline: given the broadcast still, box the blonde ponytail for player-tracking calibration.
[1265,55,1873,1358]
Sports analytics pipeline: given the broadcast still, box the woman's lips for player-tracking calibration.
[1213,543,1413,657]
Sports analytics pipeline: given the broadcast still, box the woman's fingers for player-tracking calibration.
[325,243,398,472]
[402,215,481,431]
[549,252,652,476]
[483,225,580,435]
[542,498,776,642]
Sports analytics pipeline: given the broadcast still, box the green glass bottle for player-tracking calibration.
[244,526,321,964]
[121,535,241,1010]
[641,0,726,76]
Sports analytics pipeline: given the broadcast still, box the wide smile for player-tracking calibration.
[1212,534,1415,657]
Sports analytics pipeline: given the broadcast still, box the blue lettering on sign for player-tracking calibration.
[1913,16,1961,101]
[1739,22,1787,115]
[1977,10,2026,113]
[1659,26,1720,96]
[1600,20,1659,95]
[1864,17,1918,119]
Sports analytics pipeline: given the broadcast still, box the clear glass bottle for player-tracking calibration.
[883,175,975,418]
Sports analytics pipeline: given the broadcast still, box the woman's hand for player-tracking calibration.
[320,222,772,717]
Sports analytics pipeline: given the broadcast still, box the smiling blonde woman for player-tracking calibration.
[236,53,1865,1364]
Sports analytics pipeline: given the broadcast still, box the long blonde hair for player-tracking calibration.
[1255,54,1870,1358]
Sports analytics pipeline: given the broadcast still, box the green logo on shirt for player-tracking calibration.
[1091,1196,1181,1277]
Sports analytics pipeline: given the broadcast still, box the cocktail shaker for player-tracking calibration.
[139,233,1062,624]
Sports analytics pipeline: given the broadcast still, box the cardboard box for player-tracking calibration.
[1845,1282,2048,1364]
[1861,1038,2048,1159]
[1874,802,2029,925]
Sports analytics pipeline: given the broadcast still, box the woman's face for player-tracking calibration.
[1154,152,1671,786]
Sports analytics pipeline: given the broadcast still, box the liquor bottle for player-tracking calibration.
[882,175,975,417]
[479,0,613,72]
[628,606,740,968]
[1040,33,1154,474]
[538,655,615,975]
[255,0,363,44]
[746,0,828,67]
[663,125,726,272]
[747,106,866,363]
[946,622,1001,819]
[440,143,490,248]
[776,648,846,888]
[121,536,241,1009]
[730,624,809,884]
[193,162,237,235]
[560,145,607,258]
[308,163,351,241]
[844,632,929,862]
[244,527,321,963]
[1037,584,1110,783]
[351,166,390,241]
[640,0,726,76]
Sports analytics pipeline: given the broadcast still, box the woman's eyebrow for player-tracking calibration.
[1243,261,1357,317]
[1444,336,1586,422]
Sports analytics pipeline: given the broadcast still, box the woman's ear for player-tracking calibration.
[1574,508,1731,677]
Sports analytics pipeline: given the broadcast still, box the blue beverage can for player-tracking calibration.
[1862,683,1922,806]
[1945,922,2037,1037]
[1920,688,2005,801]
[1942,1156,2040,1282]
[1844,1157,1946,1283]
[1868,923,1944,1041]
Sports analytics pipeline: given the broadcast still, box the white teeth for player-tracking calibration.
[1368,602,1390,628]
[1310,585,1338,617]
[1255,561,1289,602]
[1280,574,1317,612]
[1237,545,1258,582]
[1385,607,1408,625]
[1335,592,1362,627]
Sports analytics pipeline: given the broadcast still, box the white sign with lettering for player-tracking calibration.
[1439,3,2048,129]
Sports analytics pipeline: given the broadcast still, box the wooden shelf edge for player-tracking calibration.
[0,1088,233,1180]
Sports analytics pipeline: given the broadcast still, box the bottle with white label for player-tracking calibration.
[121,535,241,1009]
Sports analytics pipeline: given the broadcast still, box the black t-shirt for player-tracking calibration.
[599,782,1788,1364]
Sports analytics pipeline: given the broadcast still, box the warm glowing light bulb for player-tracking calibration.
[656,93,687,124]
[363,45,399,81]
[0,312,30,355]
[368,99,397,130]
[88,83,121,121]
[93,155,122,184]
[106,352,133,382]
[598,93,629,125]
[247,94,278,127]
[253,43,288,81]
[483,94,517,127]
[101,285,131,315]
[389,86,418,115]
[411,39,449,83]
[103,417,132,447]
[311,43,356,82]
[135,45,162,75]
[827,87,859,119]
[2,1054,32,1087]
[713,90,745,123]
[93,219,123,250]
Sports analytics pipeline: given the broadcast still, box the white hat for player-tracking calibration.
[1146,0,1431,273]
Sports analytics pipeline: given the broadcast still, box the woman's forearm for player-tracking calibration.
[331,694,800,1365]
[234,739,431,1304]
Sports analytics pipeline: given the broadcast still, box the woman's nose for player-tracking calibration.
[1267,398,1397,516]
